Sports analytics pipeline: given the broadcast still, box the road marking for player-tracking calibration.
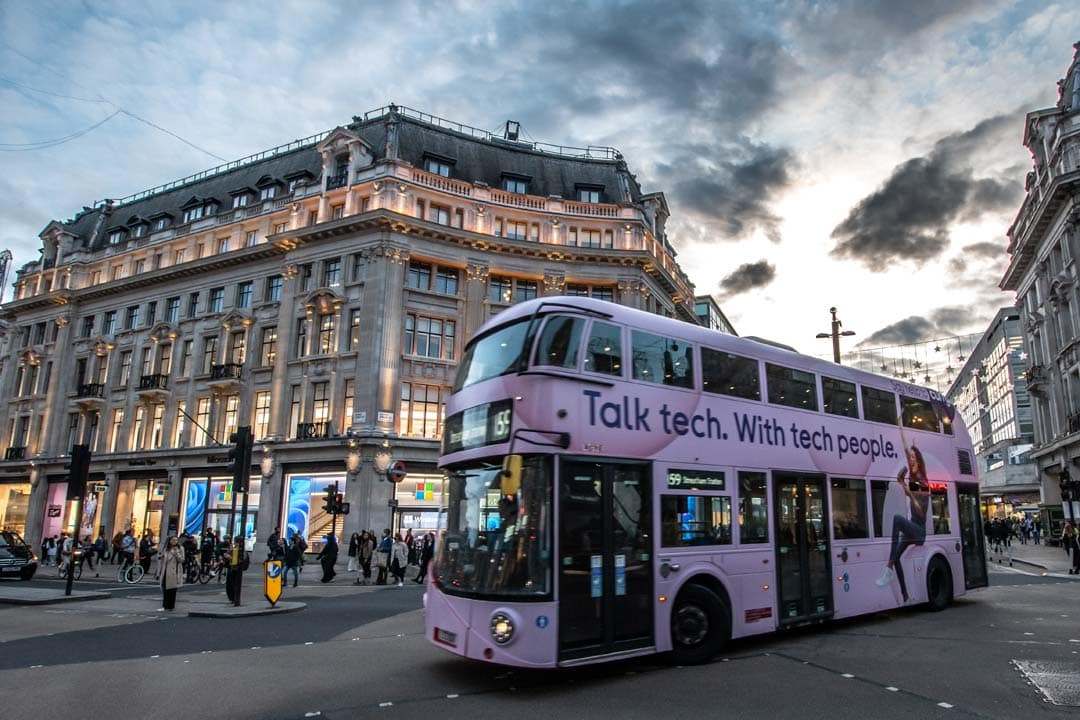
[447,694,459,699]
[251,646,261,650]
[183,660,190,664]
[885,686,899,692]
[379,702,393,707]
[150,655,159,658]
[304,641,314,645]
[937,702,954,708]
[841,673,854,678]
[304,713,321,717]
[1024,632,1035,636]
[29,664,43,669]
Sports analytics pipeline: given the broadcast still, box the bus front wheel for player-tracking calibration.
[925,557,953,612]
[670,584,730,665]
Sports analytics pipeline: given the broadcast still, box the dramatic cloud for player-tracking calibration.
[830,113,1024,271]
[859,304,990,346]
[661,141,797,242]
[948,240,1006,273]
[719,260,777,296]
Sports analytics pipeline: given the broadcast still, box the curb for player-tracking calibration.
[1011,558,1048,571]
[187,601,306,618]
[0,591,112,605]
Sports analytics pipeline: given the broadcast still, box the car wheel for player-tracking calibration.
[20,567,37,581]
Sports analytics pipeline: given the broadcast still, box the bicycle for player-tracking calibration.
[116,555,145,584]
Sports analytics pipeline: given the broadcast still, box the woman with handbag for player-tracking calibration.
[159,536,185,611]
[390,532,409,586]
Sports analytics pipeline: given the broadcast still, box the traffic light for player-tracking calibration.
[322,481,338,513]
[227,426,253,493]
[65,445,92,501]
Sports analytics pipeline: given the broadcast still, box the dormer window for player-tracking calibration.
[153,216,172,231]
[260,185,277,201]
[423,156,453,178]
[576,185,603,203]
[181,199,218,224]
[233,194,249,208]
[131,224,147,238]
[107,229,126,245]
[502,175,529,194]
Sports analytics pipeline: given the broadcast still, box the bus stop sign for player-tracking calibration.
[390,460,407,483]
[264,559,283,606]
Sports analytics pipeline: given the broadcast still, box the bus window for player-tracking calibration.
[822,376,858,418]
[533,316,584,369]
[765,364,818,411]
[830,478,869,539]
[454,318,535,391]
[901,395,940,433]
[870,480,889,537]
[631,331,693,388]
[738,471,769,544]
[930,484,951,534]
[862,386,897,425]
[701,347,760,401]
[661,495,732,547]
[583,321,623,376]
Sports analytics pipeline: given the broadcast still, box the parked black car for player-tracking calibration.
[0,530,38,580]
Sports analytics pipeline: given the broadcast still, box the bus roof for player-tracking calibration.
[474,296,950,405]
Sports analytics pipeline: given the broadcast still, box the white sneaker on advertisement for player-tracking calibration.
[875,566,894,587]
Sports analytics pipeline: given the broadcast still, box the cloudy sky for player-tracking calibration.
[1,0,1078,382]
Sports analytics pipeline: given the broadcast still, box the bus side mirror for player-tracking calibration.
[501,455,523,495]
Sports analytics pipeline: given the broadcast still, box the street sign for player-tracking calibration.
[264,559,283,606]
[93,484,108,493]
[377,411,394,424]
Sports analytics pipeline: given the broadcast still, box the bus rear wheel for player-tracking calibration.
[925,557,953,612]
[670,584,729,665]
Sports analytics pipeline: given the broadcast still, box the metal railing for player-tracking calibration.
[326,173,348,190]
[1069,411,1080,435]
[209,363,243,380]
[138,374,169,391]
[296,422,331,440]
[4,447,26,461]
[76,383,105,399]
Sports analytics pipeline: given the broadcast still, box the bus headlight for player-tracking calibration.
[490,612,515,645]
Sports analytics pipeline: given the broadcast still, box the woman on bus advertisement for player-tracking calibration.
[875,443,931,603]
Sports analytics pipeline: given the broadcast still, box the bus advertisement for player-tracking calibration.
[425,297,988,668]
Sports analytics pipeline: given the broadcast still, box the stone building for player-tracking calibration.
[944,308,1038,518]
[0,105,696,552]
[1000,42,1080,523]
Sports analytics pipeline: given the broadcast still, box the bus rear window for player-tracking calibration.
[533,316,584,369]
[631,330,694,388]
[454,319,534,391]
[901,395,940,433]
[701,348,760,401]
[766,364,818,411]
[583,321,622,376]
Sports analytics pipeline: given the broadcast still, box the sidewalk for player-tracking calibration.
[991,538,1077,575]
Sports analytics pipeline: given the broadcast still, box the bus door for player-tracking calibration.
[956,483,988,589]
[773,472,833,625]
[558,459,653,662]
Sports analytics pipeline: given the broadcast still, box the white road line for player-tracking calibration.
[304,713,321,717]
[447,694,459,699]
[379,702,393,707]
[841,673,855,678]
[150,655,160,658]
[885,686,899,692]
[304,641,314,645]
[938,702,954,709]
[29,664,43,669]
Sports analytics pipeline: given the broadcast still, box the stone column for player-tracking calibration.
[543,271,566,296]
[269,265,300,440]
[463,262,490,342]
[42,315,74,456]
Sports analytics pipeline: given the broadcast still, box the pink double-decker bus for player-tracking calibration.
[426,297,988,667]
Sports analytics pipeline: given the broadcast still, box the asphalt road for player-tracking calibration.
[1,564,1077,720]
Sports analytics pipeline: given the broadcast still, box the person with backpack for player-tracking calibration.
[267,526,283,561]
[375,529,392,585]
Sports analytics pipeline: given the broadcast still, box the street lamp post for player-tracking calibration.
[816,306,856,364]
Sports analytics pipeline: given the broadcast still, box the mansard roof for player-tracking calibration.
[56,105,645,256]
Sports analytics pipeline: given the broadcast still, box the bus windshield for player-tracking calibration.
[436,455,552,598]
[453,319,535,391]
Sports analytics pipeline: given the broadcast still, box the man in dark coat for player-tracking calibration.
[317,534,338,583]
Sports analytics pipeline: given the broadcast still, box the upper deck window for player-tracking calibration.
[701,347,760,401]
[766,363,818,411]
[583,321,622,376]
[901,395,940,433]
[533,316,584,369]
[862,386,897,425]
[631,331,693,389]
[453,319,534,391]
[822,376,858,418]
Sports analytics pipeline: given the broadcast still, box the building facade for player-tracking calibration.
[0,105,697,554]
[694,295,737,335]
[1000,42,1080,522]
[944,308,1038,518]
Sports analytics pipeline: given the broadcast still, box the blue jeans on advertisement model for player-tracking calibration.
[890,515,925,601]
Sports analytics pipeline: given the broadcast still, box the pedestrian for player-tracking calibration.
[405,528,415,567]
[318,534,338,583]
[59,533,73,575]
[200,527,216,575]
[347,532,360,574]
[81,535,99,577]
[111,531,124,564]
[94,533,109,564]
[414,532,435,584]
[357,530,374,585]
[1063,522,1080,575]
[284,535,302,588]
[40,536,49,566]
[120,529,136,571]
[159,535,185,611]
[390,532,409,586]
[1033,517,1042,545]
[375,529,392,585]
[139,530,156,575]
[46,535,58,566]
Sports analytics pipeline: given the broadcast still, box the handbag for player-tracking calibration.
[375,551,388,569]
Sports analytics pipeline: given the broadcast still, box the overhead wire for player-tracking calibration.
[0,110,121,151]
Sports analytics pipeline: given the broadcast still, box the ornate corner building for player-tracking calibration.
[1000,42,1080,521]
[0,105,705,551]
